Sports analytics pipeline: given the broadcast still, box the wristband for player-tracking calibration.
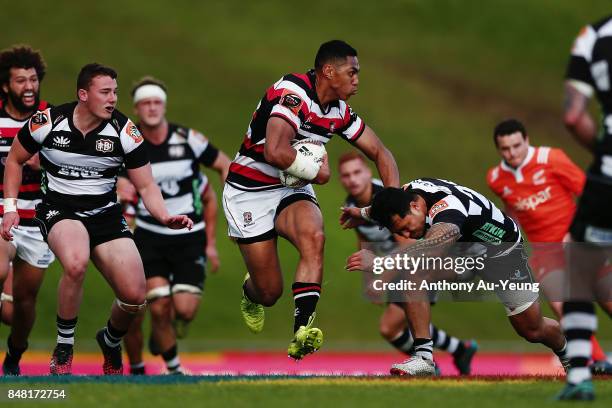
[3,198,17,213]
[360,206,374,223]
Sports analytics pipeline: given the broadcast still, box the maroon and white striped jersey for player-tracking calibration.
[0,100,49,226]
[226,70,365,191]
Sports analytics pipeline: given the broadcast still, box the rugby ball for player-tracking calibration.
[280,139,326,188]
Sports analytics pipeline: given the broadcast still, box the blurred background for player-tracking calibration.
[1,0,610,353]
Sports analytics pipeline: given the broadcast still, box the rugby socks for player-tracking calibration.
[292,282,321,333]
[413,338,434,361]
[103,320,127,349]
[130,362,145,375]
[389,327,414,354]
[161,344,181,372]
[431,324,466,357]
[56,316,78,346]
[5,335,27,365]
[562,302,596,385]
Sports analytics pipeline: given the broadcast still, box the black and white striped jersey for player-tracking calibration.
[17,102,149,214]
[134,123,218,236]
[566,15,612,181]
[404,178,520,245]
[227,70,365,191]
[345,178,394,244]
[0,100,49,226]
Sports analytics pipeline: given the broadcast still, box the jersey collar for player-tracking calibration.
[499,146,535,183]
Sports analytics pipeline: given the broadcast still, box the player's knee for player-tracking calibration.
[516,325,543,343]
[379,321,399,341]
[259,288,282,307]
[62,258,88,282]
[175,309,197,322]
[149,296,172,319]
[116,298,147,315]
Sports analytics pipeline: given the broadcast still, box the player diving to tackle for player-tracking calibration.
[223,40,399,359]
[343,178,569,376]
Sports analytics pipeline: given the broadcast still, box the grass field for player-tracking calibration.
[0,376,610,407]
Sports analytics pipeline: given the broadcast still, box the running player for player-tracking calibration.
[121,76,230,375]
[486,119,611,374]
[1,63,193,375]
[339,152,477,374]
[556,16,612,400]
[343,178,569,376]
[0,45,55,375]
[223,40,399,359]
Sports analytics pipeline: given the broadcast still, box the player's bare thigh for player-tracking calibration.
[172,292,200,321]
[0,236,16,280]
[91,237,145,304]
[275,200,324,258]
[47,219,90,275]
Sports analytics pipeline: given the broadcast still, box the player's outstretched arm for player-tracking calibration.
[353,126,400,187]
[563,81,597,151]
[1,138,35,241]
[202,185,220,272]
[127,164,193,230]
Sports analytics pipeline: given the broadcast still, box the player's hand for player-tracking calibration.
[312,154,330,185]
[1,212,20,241]
[340,206,367,229]
[346,249,375,272]
[163,214,193,230]
[206,244,220,273]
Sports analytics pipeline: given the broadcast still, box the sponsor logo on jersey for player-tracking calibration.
[502,186,513,197]
[514,186,552,211]
[280,90,302,115]
[532,169,546,185]
[125,122,143,143]
[243,211,254,227]
[95,138,114,153]
[168,145,185,158]
[30,111,49,132]
[52,135,70,148]
[472,222,506,244]
[429,199,449,218]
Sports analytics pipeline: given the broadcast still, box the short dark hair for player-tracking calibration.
[0,45,46,102]
[370,187,418,229]
[130,75,167,97]
[314,40,357,72]
[76,63,117,92]
[493,119,527,146]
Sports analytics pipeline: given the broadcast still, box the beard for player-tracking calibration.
[6,89,40,115]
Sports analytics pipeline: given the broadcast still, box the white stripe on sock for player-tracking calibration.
[447,337,459,354]
[567,367,591,384]
[57,336,74,345]
[561,313,598,331]
[566,339,592,359]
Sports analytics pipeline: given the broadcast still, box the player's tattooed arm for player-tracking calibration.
[563,82,597,151]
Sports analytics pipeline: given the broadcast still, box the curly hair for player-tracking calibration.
[0,45,46,101]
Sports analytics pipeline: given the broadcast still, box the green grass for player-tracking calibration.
[1,0,611,349]
[0,377,611,408]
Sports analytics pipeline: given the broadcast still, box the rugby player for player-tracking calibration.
[486,118,612,375]
[339,152,477,374]
[343,178,569,376]
[0,45,55,375]
[223,40,399,359]
[556,16,612,400]
[1,63,193,375]
[121,76,230,375]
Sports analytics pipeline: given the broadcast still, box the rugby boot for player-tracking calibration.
[287,313,323,360]
[240,274,264,334]
[390,355,437,377]
[555,380,595,401]
[590,359,612,375]
[96,329,123,375]
[49,344,73,375]
[453,340,478,375]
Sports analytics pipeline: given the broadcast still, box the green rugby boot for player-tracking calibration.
[240,274,264,334]
[555,380,595,401]
[287,314,323,360]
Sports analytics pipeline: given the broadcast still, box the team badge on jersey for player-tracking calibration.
[95,139,114,153]
[280,90,302,115]
[429,199,449,218]
[30,110,49,132]
[168,145,185,158]
[125,122,143,143]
